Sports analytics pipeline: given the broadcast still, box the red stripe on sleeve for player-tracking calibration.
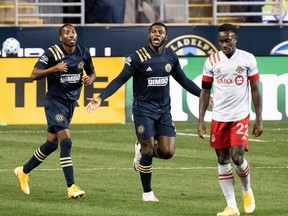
[249,73,260,81]
[209,56,213,66]
[202,75,213,83]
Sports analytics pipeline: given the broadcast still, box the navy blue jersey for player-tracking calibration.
[99,46,200,113]
[126,46,177,111]
[35,44,94,101]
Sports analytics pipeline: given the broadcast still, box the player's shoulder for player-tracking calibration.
[205,51,221,66]
[163,46,178,58]
[47,44,63,53]
[237,49,255,57]
[46,44,65,60]
[131,46,152,62]
[75,44,91,57]
[76,44,89,52]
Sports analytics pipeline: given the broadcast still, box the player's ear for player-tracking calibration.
[59,35,62,42]
[165,35,168,40]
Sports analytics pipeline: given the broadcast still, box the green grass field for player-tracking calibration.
[0,121,287,216]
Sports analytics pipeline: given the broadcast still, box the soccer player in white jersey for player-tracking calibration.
[198,24,263,216]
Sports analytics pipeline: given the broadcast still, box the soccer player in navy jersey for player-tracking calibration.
[14,24,96,198]
[86,22,201,202]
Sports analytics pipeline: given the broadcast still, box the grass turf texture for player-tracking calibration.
[0,121,287,216]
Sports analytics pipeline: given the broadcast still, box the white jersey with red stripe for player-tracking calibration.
[202,49,260,122]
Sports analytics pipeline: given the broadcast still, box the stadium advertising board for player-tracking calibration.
[0,58,125,124]
[0,57,287,125]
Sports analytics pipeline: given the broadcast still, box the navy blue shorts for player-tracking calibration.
[133,110,176,139]
[44,95,76,133]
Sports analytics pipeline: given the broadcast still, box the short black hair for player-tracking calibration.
[59,23,75,36]
[218,23,237,36]
[149,22,167,33]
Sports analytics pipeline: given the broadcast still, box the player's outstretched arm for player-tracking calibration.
[86,97,102,113]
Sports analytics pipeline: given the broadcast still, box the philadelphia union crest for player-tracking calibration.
[166,35,218,56]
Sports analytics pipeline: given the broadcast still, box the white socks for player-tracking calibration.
[235,158,252,194]
[218,163,237,209]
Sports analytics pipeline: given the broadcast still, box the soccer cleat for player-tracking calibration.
[243,190,255,213]
[142,191,159,202]
[216,207,240,216]
[67,184,85,198]
[14,166,30,195]
[133,140,142,171]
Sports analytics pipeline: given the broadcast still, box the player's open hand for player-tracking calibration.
[85,97,102,113]
[55,61,68,73]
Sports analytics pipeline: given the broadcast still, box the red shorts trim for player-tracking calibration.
[210,115,250,150]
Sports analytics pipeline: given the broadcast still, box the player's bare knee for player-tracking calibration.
[217,157,230,165]
[160,149,175,159]
[231,155,243,166]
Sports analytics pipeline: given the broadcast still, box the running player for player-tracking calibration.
[198,23,263,216]
[85,22,201,202]
[14,24,96,198]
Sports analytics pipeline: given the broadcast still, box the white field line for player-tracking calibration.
[1,166,287,172]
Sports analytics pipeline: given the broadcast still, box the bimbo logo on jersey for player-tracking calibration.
[147,77,169,86]
[60,74,81,83]
[166,35,218,56]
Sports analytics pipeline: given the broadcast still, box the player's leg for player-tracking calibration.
[153,136,175,159]
[138,137,158,202]
[211,120,240,215]
[230,116,255,213]
[57,99,85,198]
[133,113,158,201]
[216,149,240,216]
[153,112,176,159]
[232,146,255,213]
[14,96,60,195]
[23,132,58,172]
[57,129,84,198]
[14,133,58,195]
[133,140,142,171]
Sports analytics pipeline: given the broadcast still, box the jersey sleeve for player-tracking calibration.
[34,48,54,69]
[202,57,214,83]
[247,53,260,81]
[121,52,137,76]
